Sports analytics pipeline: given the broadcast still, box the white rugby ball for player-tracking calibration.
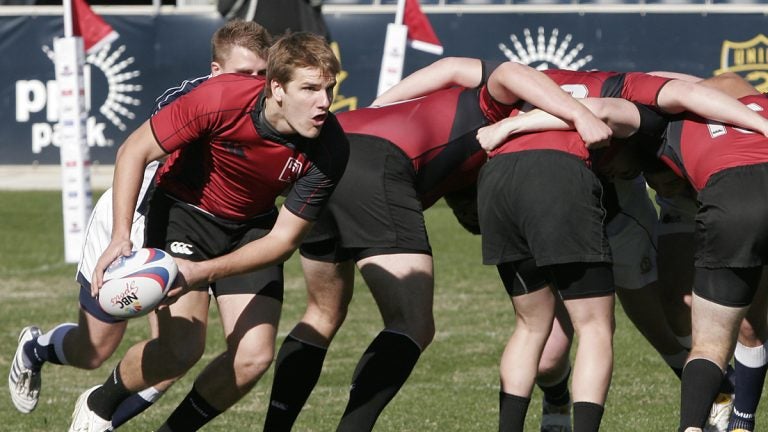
[99,248,178,319]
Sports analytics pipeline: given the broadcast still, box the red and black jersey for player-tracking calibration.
[150,73,349,222]
[661,93,768,191]
[484,70,672,161]
[338,61,507,209]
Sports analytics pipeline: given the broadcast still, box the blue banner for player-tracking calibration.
[3,9,767,164]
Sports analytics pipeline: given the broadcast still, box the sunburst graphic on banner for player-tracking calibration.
[87,44,142,131]
[43,43,142,131]
[499,27,592,71]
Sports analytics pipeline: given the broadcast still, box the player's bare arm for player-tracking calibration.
[476,109,573,152]
[648,71,703,82]
[700,71,761,99]
[91,120,168,295]
[372,57,483,105]
[657,79,768,136]
[477,98,642,152]
[487,61,612,147]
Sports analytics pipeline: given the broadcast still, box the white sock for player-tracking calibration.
[137,386,165,403]
[37,323,77,365]
[735,341,768,368]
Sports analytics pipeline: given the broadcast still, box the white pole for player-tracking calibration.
[63,0,73,37]
[394,0,406,26]
[56,1,93,263]
[376,0,409,96]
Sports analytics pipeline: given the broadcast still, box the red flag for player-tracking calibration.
[72,0,118,54]
[403,0,443,55]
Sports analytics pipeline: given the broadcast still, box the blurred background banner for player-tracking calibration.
[2,7,767,164]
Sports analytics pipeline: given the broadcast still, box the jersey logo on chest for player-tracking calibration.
[279,157,303,182]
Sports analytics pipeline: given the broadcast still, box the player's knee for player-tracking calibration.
[414,322,436,349]
[234,346,274,380]
[165,341,206,372]
[305,304,347,335]
[67,343,114,370]
[399,318,435,349]
[573,314,615,342]
[78,353,110,370]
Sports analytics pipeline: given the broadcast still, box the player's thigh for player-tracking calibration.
[155,289,211,352]
[216,293,281,354]
[75,307,128,356]
[690,292,748,367]
[300,255,355,312]
[358,253,434,319]
[562,294,615,336]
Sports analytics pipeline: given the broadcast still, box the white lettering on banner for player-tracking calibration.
[16,80,114,154]
[15,80,46,122]
[31,117,109,153]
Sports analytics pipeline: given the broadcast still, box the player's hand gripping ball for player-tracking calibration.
[99,248,178,318]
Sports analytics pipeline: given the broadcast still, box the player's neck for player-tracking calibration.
[263,97,293,136]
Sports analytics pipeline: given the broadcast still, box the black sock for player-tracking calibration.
[720,363,735,394]
[23,340,49,371]
[336,331,421,432]
[729,358,768,431]
[264,335,328,432]
[112,387,164,428]
[89,364,133,420]
[573,401,604,432]
[537,367,571,406]
[679,358,723,431]
[499,392,530,432]
[161,385,222,432]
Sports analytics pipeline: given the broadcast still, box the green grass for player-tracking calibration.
[0,190,760,431]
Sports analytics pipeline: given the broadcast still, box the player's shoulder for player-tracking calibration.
[154,75,210,113]
[204,73,266,88]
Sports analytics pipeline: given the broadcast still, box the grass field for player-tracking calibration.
[0,190,762,431]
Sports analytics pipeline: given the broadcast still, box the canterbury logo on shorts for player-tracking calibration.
[170,241,194,255]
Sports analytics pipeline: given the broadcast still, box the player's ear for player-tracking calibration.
[271,80,285,102]
[211,61,222,77]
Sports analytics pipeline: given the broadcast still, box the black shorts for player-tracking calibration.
[695,162,768,269]
[145,191,284,301]
[478,150,611,267]
[300,135,432,262]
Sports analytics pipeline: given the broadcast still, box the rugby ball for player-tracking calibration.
[99,248,178,319]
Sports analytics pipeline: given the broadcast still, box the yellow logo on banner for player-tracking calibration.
[715,34,768,93]
[330,41,357,113]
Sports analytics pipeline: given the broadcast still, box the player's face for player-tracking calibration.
[273,66,336,138]
[211,45,267,77]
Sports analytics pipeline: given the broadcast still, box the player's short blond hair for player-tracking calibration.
[211,20,272,64]
[265,32,340,97]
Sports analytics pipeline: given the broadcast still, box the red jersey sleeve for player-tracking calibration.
[149,83,223,153]
[478,85,516,124]
[621,72,673,107]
